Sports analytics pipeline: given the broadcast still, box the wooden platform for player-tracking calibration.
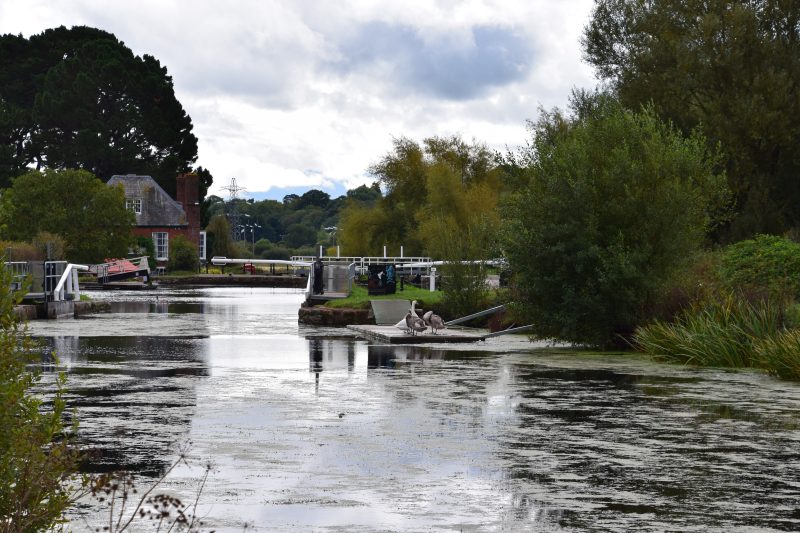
[347,324,486,344]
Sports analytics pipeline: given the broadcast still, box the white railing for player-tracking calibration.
[52,263,89,302]
[291,256,433,276]
[210,257,357,299]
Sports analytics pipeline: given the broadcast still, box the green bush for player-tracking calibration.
[262,246,290,260]
[254,238,272,256]
[134,236,155,259]
[718,235,800,298]
[503,97,728,347]
[168,235,199,272]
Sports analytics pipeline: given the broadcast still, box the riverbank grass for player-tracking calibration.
[633,296,800,380]
[325,285,443,309]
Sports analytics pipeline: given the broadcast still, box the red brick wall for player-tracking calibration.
[175,173,200,245]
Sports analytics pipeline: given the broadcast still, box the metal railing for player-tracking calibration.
[51,263,89,302]
[4,262,30,292]
[4,261,87,301]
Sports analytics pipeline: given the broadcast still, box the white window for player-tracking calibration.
[126,198,142,214]
[198,231,206,261]
[153,232,168,261]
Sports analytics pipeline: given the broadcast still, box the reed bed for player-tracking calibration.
[632,296,797,377]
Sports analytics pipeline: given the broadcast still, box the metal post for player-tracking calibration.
[383,245,387,258]
[337,245,340,258]
[430,267,436,291]
[320,245,323,258]
[400,245,404,257]
[327,265,334,293]
[73,268,80,301]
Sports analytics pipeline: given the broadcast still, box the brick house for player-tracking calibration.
[107,173,205,265]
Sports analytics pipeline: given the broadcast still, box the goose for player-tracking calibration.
[405,301,428,336]
[423,310,447,335]
[407,312,427,335]
[395,315,411,333]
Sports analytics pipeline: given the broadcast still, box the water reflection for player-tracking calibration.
[38,335,206,476]
[28,289,800,532]
[308,338,356,372]
[366,344,487,368]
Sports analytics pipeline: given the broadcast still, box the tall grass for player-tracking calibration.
[752,330,800,380]
[632,295,785,369]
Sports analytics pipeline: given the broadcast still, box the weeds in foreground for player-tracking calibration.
[84,443,215,532]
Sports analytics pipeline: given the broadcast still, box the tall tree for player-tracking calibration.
[0,26,198,195]
[339,135,501,256]
[584,0,800,238]
[0,169,134,263]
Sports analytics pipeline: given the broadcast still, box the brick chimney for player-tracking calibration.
[176,172,200,245]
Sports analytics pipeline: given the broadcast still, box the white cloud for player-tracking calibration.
[0,0,597,198]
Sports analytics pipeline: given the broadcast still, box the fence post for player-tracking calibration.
[430,267,436,291]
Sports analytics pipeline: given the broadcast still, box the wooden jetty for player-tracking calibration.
[347,324,486,344]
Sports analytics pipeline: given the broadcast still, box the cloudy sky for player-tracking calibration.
[0,0,597,200]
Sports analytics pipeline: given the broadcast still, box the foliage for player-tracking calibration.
[0,241,44,261]
[32,231,66,260]
[752,329,800,380]
[134,236,156,260]
[717,235,800,298]
[634,293,800,380]
[0,26,197,195]
[284,223,317,249]
[584,0,800,238]
[0,267,79,530]
[168,235,199,272]
[205,214,234,259]
[338,135,504,257]
[0,168,134,263]
[345,182,382,206]
[502,96,728,347]
[261,246,290,260]
[632,295,783,369]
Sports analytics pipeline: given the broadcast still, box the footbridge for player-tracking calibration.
[211,257,357,301]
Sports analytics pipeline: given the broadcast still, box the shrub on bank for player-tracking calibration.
[718,234,800,298]
[168,235,199,272]
[503,99,727,348]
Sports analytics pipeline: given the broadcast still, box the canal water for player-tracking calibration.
[28,288,800,532]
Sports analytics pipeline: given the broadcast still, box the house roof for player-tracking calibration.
[108,174,187,227]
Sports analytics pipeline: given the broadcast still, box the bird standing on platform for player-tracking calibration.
[423,310,446,335]
[405,307,427,336]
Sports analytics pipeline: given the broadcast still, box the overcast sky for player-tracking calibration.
[0,0,597,200]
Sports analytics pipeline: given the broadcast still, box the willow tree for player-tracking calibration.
[338,135,502,258]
